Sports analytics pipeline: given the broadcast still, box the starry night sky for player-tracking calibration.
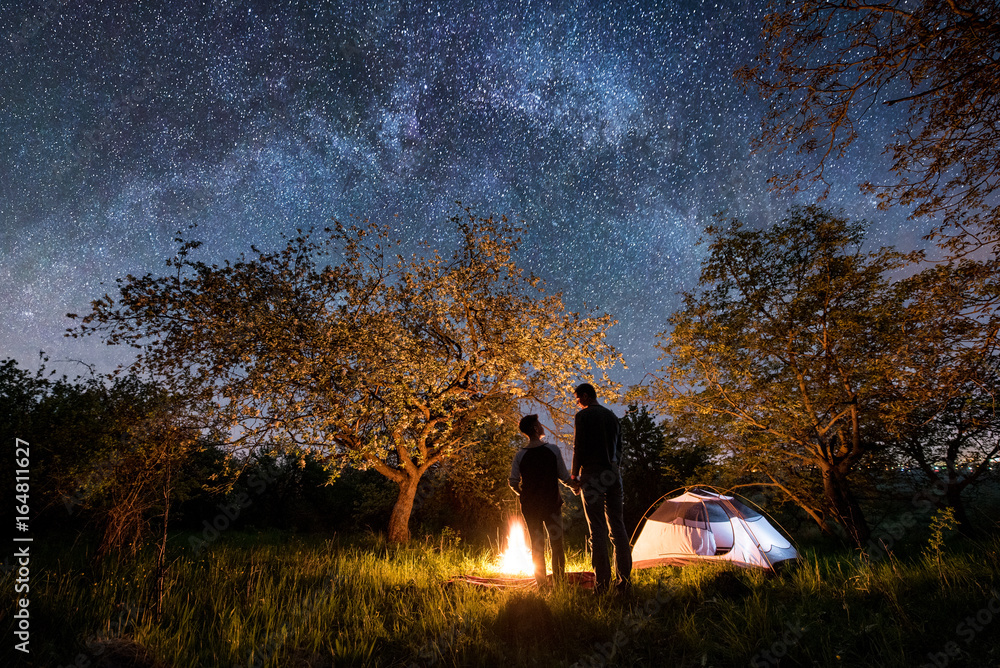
[2,0,920,389]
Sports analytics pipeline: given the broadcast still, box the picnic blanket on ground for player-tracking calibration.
[448,571,596,589]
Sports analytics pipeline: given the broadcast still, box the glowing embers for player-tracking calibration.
[496,516,533,575]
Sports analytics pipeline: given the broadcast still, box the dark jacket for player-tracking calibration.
[572,403,621,476]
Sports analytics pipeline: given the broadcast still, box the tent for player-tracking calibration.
[631,488,798,570]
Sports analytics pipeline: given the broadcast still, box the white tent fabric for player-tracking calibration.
[631,489,798,570]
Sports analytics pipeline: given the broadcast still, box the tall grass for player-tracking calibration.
[9,529,1000,667]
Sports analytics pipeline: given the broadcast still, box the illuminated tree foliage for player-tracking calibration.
[70,208,620,541]
[738,1,1000,249]
[644,207,916,546]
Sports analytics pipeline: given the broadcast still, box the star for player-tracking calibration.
[0,0,915,387]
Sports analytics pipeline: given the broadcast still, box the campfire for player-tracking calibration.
[449,516,595,589]
[496,516,534,575]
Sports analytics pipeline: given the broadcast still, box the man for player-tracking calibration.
[509,413,572,587]
[570,382,631,594]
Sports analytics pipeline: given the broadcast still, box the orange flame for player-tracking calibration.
[497,516,534,575]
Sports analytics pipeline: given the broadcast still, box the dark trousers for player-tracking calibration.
[522,508,565,586]
[580,466,632,591]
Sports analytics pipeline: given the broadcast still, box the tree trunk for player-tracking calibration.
[943,483,976,537]
[387,474,421,543]
[822,464,870,547]
[764,474,834,536]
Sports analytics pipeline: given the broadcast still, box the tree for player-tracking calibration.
[737,1,1000,250]
[619,403,669,533]
[881,258,1000,531]
[619,403,717,533]
[54,376,199,563]
[643,207,916,546]
[0,357,50,448]
[2,356,202,584]
[70,208,621,542]
[657,416,718,493]
[410,400,523,537]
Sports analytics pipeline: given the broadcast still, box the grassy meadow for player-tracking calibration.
[10,525,1000,668]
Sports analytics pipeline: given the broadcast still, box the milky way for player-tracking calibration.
[1,0,916,387]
